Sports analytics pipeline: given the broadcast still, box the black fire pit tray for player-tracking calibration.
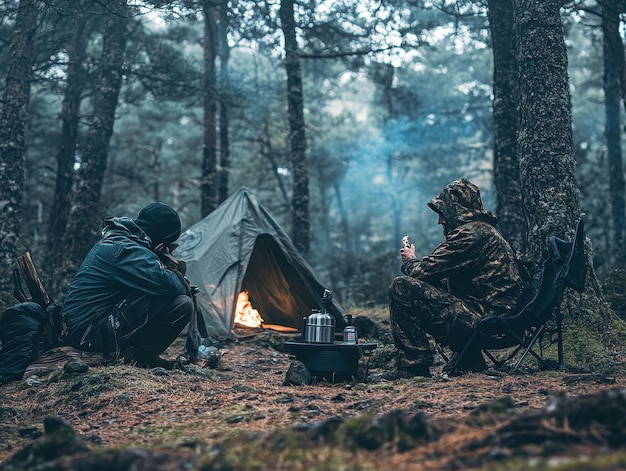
[284,341,377,381]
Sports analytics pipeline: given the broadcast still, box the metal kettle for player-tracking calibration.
[303,289,335,344]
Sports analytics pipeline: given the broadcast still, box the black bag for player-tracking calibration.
[0,301,62,384]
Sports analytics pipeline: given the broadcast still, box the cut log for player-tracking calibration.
[23,346,105,379]
[16,252,51,308]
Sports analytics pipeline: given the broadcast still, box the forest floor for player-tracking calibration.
[2,307,626,470]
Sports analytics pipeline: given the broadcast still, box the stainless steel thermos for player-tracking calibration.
[303,289,335,343]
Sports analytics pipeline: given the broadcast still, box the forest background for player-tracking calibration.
[0,0,626,336]
[5,3,626,468]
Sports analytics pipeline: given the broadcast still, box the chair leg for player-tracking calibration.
[433,338,450,364]
[513,326,552,370]
[483,349,498,366]
[484,344,523,369]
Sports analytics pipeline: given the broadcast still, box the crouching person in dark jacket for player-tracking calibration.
[62,202,193,369]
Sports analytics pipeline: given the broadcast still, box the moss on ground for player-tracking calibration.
[600,268,626,322]
[196,432,356,471]
[515,290,626,371]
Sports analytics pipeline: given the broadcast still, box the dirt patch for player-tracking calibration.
[1,310,626,470]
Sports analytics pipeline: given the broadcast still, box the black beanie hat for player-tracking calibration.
[134,202,181,246]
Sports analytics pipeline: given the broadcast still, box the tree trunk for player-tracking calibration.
[602,0,626,264]
[201,0,218,217]
[46,10,89,267]
[64,0,129,269]
[0,0,39,292]
[280,0,310,254]
[516,0,579,253]
[515,0,626,365]
[488,0,526,255]
[218,1,231,205]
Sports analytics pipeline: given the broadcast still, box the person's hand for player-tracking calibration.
[175,259,187,275]
[400,243,416,262]
[155,244,187,275]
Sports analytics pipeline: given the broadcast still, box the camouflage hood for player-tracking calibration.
[427,178,498,229]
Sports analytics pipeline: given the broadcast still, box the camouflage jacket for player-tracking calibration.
[402,179,523,317]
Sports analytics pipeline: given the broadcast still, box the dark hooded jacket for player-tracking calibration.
[402,178,523,317]
[62,217,189,340]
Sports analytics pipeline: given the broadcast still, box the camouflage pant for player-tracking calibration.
[389,275,482,369]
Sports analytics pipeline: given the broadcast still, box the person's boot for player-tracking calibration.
[138,356,179,370]
[443,349,486,376]
[120,346,179,370]
[463,349,487,372]
[395,364,431,379]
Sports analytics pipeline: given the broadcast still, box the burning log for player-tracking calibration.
[233,290,299,334]
[260,324,299,333]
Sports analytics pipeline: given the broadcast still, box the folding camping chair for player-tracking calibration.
[445,218,587,375]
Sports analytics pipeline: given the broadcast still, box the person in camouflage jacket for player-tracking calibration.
[387,178,524,378]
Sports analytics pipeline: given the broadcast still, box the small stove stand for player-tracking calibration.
[284,341,377,382]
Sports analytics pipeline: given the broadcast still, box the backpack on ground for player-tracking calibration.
[0,254,64,385]
[0,302,62,384]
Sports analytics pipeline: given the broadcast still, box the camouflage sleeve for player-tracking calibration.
[401,225,479,281]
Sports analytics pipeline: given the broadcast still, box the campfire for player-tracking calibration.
[233,290,299,334]
[234,290,264,328]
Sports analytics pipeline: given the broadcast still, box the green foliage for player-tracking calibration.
[125,23,201,102]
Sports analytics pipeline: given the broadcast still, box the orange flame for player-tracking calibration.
[234,290,264,328]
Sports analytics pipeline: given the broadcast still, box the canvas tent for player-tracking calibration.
[175,187,347,340]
